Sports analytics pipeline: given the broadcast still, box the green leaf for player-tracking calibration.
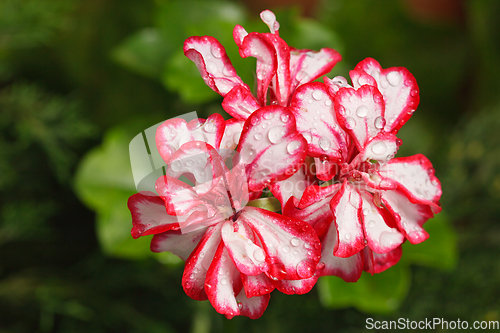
[401,212,458,271]
[112,28,171,79]
[318,264,411,314]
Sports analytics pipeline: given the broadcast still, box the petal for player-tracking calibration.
[330,180,365,257]
[334,85,385,151]
[381,189,434,244]
[222,86,260,120]
[265,33,291,106]
[184,36,248,96]
[290,82,349,163]
[240,273,275,298]
[323,75,352,95]
[283,183,339,237]
[150,227,207,261]
[235,288,270,319]
[319,218,363,282]
[269,165,314,211]
[354,132,400,164]
[155,176,209,216]
[236,31,276,105]
[314,157,340,181]
[353,58,419,134]
[237,106,307,191]
[128,192,180,238]
[363,245,403,274]
[155,114,225,163]
[238,207,321,281]
[205,242,243,319]
[275,272,319,295]
[219,118,244,160]
[221,219,266,276]
[360,192,404,253]
[182,223,222,301]
[349,69,378,89]
[289,48,342,93]
[378,154,442,206]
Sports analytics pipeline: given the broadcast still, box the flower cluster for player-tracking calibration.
[128,10,441,319]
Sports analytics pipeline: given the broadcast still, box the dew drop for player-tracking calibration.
[204,121,216,133]
[387,71,402,86]
[268,127,285,144]
[371,141,387,155]
[171,160,182,172]
[410,89,419,97]
[222,66,235,77]
[363,208,369,216]
[367,220,376,228]
[374,116,386,129]
[291,237,300,247]
[325,99,332,107]
[250,116,260,126]
[205,61,217,73]
[287,140,301,154]
[238,302,243,310]
[296,261,314,279]
[312,90,324,101]
[240,145,256,163]
[345,117,356,129]
[338,106,345,115]
[253,248,266,262]
[356,105,368,117]
[263,112,274,120]
[345,233,351,240]
[280,114,289,123]
[211,44,222,58]
[373,94,382,103]
[185,159,194,167]
[319,137,331,151]
[302,133,312,143]
[281,245,290,254]
[254,133,263,141]
[221,277,228,285]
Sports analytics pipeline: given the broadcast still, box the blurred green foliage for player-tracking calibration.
[1,0,499,332]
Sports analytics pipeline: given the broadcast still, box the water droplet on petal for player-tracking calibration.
[204,121,216,133]
[345,233,351,241]
[281,245,290,253]
[254,133,263,141]
[319,137,331,151]
[221,277,228,285]
[268,127,285,144]
[356,105,368,117]
[211,44,222,58]
[410,89,419,97]
[296,260,314,279]
[312,90,324,101]
[238,302,243,310]
[253,248,266,262]
[240,145,256,163]
[387,71,402,86]
[367,220,376,228]
[374,116,386,129]
[287,140,301,154]
[324,99,332,107]
[363,208,369,216]
[345,117,356,129]
[263,112,274,120]
[171,160,182,172]
[371,141,387,155]
[185,159,194,167]
[280,114,289,123]
[251,116,260,126]
[291,237,300,247]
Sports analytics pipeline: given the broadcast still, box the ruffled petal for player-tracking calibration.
[330,180,365,257]
[378,154,442,206]
[363,245,403,274]
[184,36,248,96]
[237,106,307,191]
[222,86,260,120]
[289,48,342,93]
[264,33,291,106]
[353,132,400,164]
[334,85,385,151]
[238,207,321,281]
[155,176,210,216]
[219,118,244,161]
[381,189,434,244]
[290,82,349,163]
[182,224,222,301]
[128,192,180,238]
[360,192,404,253]
[353,58,419,134]
[269,165,314,211]
[205,243,243,319]
[275,271,320,295]
[235,288,270,319]
[150,227,207,261]
[155,114,225,163]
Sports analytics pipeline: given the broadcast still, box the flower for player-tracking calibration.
[127,9,442,319]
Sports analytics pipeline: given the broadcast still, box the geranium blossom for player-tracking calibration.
[127,10,441,319]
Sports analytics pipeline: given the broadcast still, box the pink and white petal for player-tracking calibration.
[184,36,247,96]
[150,227,208,261]
[237,106,307,191]
[283,184,339,237]
[330,180,365,257]
[219,118,244,161]
[221,219,266,276]
[260,10,280,34]
[363,245,403,274]
[353,58,419,134]
[334,85,385,150]
[128,192,180,238]
[314,157,340,181]
[324,76,352,96]
[235,288,270,319]
[381,189,433,244]
[264,33,291,106]
[289,48,342,92]
[275,272,319,295]
[349,69,377,89]
[354,132,400,165]
[187,113,226,150]
[233,24,248,48]
[183,223,222,301]
[269,165,314,211]
[222,86,260,120]
[205,243,243,319]
[379,154,442,206]
[237,32,277,105]
[290,82,349,163]
[238,207,321,281]
[155,176,210,216]
[360,192,404,254]
[224,161,250,211]
[319,218,363,281]
[240,273,275,298]
[156,118,191,163]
